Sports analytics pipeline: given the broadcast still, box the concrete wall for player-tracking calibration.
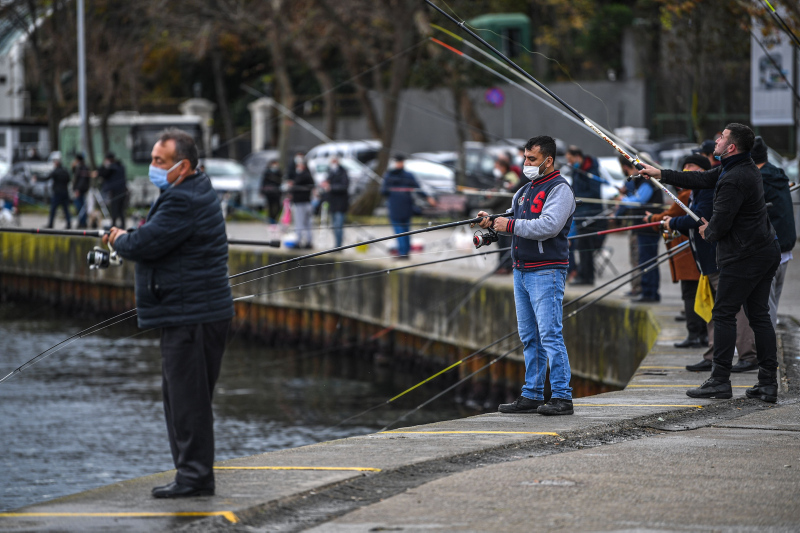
[0,234,659,393]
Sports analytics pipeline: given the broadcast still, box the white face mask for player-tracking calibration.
[522,159,548,180]
[493,168,502,179]
[294,156,304,165]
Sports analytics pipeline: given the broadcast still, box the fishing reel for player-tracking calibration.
[473,227,499,249]
[87,243,123,270]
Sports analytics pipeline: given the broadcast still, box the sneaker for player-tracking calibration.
[685,359,712,372]
[537,398,574,416]
[686,378,732,399]
[498,396,544,414]
[730,360,758,373]
[745,382,778,403]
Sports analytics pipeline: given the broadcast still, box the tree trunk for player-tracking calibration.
[459,90,488,143]
[101,71,119,157]
[313,67,337,140]
[267,21,295,170]
[211,48,237,160]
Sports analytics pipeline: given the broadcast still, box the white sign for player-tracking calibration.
[751,18,796,126]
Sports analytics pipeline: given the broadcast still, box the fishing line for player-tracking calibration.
[380,343,521,431]
[759,0,800,48]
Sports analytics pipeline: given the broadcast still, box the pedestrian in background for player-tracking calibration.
[640,123,780,403]
[106,129,234,498]
[46,157,71,229]
[260,159,283,224]
[71,154,91,229]
[477,136,576,416]
[619,158,663,303]
[381,154,434,259]
[288,160,315,249]
[752,136,796,328]
[96,152,128,229]
[323,156,349,248]
[649,155,708,347]
[565,146,606,286]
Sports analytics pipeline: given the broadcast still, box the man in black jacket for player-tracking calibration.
[46,157,72,229]
[260,159,283,224]
[96,152,128,228]
[322,157,349,247]
[71,154,91,229]
[105,129,234,498]
[640,123,780,403]
[288,161,315,249]
[752,136,796,328]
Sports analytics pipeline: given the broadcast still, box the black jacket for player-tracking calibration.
[98,161,127,194]
[113,172,234,329]
[72,163,91,194]
[381,167,425,221]
[571,156,603,216]
[669,188,718,275]
[290,168,314,203]
[660,153,776,268]
[326,166,349,213]
[260,168,282,198]
[48,166,71,195]
[760,162,796,253]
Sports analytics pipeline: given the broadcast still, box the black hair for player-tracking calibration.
[618,155,635,170]
[724,123,755,154]
[524,136,557,162]
[566,145,583,158]
[158,128,199,170]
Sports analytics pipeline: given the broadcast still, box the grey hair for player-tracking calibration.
[158,128,198,170]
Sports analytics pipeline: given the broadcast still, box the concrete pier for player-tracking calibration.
[0,296,797,531]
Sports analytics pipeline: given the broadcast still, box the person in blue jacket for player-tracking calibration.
[105,129,234,499]
[381,154,434,259]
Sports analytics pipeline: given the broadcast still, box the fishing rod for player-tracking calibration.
[563,240,690,310]
[429,25,658,168]
[457,187,669,209]
[233,247,508,302]
[759,0,800,48]
[751,30,800,104]
[424,0,700,222]
[569,221,663,240]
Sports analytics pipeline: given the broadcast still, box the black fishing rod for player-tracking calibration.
[0,226,107,238]
[424,0,700,223]
[751,30,800,104]
[760,0,800,49]
[569,221,663,240]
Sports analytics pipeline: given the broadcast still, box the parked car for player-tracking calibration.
[306,140,381,165]
[0,161,55,201]
[201,158,260,213]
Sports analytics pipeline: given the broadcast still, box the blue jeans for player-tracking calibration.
[332,211,345,248]
[513,268,572,400]
[73,193,87,227]
[48,191,71,229]
[637,232,660,300]
[391,219,410,257]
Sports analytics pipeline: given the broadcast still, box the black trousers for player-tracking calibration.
[574,228,605,283]
[108,190,127,229]
[711,241,780,383]
[680,279,705,337]
[160,319,231,489]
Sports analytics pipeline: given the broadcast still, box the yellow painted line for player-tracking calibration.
[215,466,381,472]
[628,384,749,388]
[381,430,559,436]
[574,404,702,408]
[0,512,238,523]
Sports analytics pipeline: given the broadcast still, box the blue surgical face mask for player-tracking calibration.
[149,160,184,190]
[714,155,721,161]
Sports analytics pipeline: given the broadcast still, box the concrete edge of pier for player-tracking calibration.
[1,300,797,532]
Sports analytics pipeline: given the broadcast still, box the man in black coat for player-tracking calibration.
[322,156,349,247]
[71,154,91,229]
[97,152,128,228]
[640,123,780,403]
[260,159,283,224]
[105,129,234,498]
[752,136,796,328]
[46,157,72,229]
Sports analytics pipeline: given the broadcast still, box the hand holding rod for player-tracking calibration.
[423,0,700,223]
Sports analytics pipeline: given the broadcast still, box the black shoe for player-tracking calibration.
[686,359,713,372]
[537,398,574,416]
[675,310,686,322]
[498,396,545,414]
[745,382,778,403]
[569,278,593,286]
[674,336,705,348]
[303,243,313,249]
[624,291,641,298]
[686,378,732,399]
[631,295,660,303]
[730,360,758,373]
[152,481,214,499]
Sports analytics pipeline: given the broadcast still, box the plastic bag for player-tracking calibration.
[694,274,713,323]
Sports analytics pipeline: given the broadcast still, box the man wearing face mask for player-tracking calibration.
[104,128,234,498]
[476,136,577,415]
[639,123,780,403]
[261,159,283,224]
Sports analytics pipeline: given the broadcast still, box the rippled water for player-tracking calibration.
[0,303,464,512]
